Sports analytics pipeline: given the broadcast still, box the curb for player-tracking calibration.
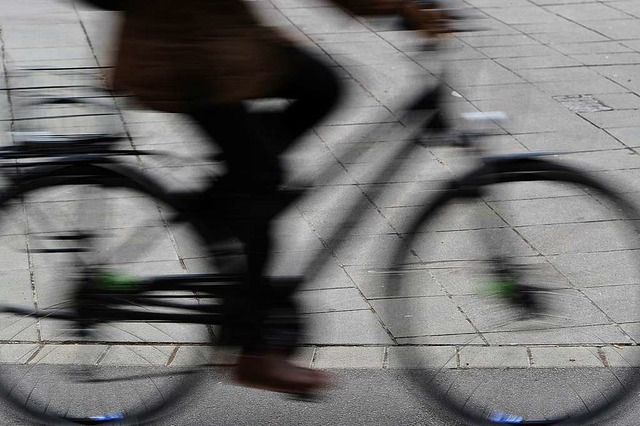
[2,343,638,369]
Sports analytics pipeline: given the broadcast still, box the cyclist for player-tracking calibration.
[107,0,449,395]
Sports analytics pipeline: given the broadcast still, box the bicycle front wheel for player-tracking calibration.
[0,164,226,425]
[384,157,640,425]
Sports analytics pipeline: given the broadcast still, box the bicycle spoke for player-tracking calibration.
[0,175,219,424]
[386,162,640,424]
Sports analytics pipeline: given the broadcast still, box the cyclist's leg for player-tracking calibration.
[188,45,343,308]
[188,104,329,393]
[251,46,343,154]
[190,103,283,191]
[185,50,340,392]
[188,102,279,341]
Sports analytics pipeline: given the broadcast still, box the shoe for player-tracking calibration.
[234,351,330,395]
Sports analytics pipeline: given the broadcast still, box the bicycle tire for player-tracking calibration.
[0,162,227,425]
[384,157,640,425]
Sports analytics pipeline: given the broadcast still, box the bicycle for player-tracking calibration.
[383,89,640,423]
[0,60,443,423]
[0,9,639,426]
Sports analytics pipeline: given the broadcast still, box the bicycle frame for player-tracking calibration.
[0,39,471,329]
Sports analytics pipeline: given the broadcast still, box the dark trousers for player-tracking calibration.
[186,47,341,351]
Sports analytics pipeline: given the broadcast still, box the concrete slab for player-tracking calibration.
[2,0,640,376]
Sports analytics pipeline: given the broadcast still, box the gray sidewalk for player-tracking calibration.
[1,0,640,372]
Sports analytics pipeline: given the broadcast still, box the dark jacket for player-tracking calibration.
[112,0,383,112]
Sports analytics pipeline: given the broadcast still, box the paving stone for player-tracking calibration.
[582,19,640,41]
[529,347,604,368]
[572,52,640,67]
[383,202,506,234]
[0,269,38,342]
[317,123,412,145]
[171,345,228,366]
[0,0,70,17]
[298,287,370,314]
[296,184,370,213]
[458,346,529,368]
[293,258,356,291]
[370,296,477,339]
[515,129,625,152]
[501,111,588,134]
[622,39,640,51]
[284,7,369,34]
[309,32,379,44]
[611,1,640,18]
[478,44,558,59]
[386,346,457,369]
[465,0,531,8]
[99,345,175,366]
[448,59,525,86]
[583,285,640,324]
[496,55,582,70]
[318,41,398,57]
[467,93,563,113]
[619,323,640,344]
[292,346,316,367]
[397,333,482,346]
[361,181,444,208]
[488,195,620,227]
[517,221,640,255]
[484,324,632,346]
[458,34,539,48]
[345,158,452,184]
[546,4,631,22]
[552,41,633,55]
[2,0,640,375]
[607,127,640,147]
[550,251,640,289]
[530,30,609,45]
[592,64,640,93]
[592,169,640,194]
[2,22,89,49]
[453,83,542,101]
[408,227,537,263]
[601,346,640,367]
[482,7,564,25]
[38,319,211,344]
[345,264,445,300]
[321,106,397,126]
[303,310,394,345]
[302,206,395,235]
[313,346,384,368]
[326,233,403,267]
[580,110,640,129]
[0,235,29,271]
[4,46,96,68]
[455,288,614,334]
[287,160,357,185]
[552,148,640,172]
[330,141,430,166]
[28,344,109,365]
[596,93,640,110]
[535,79,629,96]
[0,343,39,364]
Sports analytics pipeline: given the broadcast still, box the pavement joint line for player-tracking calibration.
[1,344,638,368]
[2,0,640,383]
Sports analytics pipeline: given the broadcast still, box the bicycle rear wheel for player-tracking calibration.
[0,164,228,424]
[384,157,640,425]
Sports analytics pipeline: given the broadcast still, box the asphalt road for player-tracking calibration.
[1,368,640,426]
